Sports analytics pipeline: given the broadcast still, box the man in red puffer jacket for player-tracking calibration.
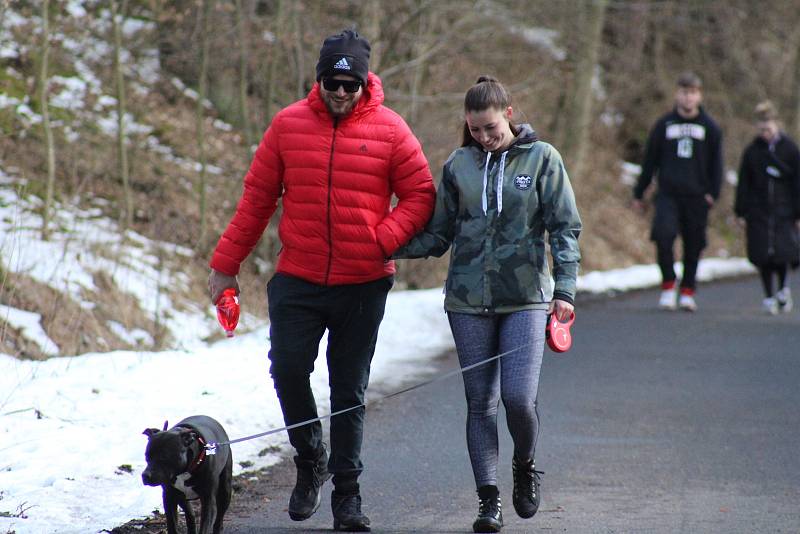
[208,29,434,531]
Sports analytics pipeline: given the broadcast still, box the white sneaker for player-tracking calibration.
[678,294,697,312]
[658,288,677,310]
[776,287,793,313]
[762,297,779,316]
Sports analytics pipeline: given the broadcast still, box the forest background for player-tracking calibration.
[2,0,799,359]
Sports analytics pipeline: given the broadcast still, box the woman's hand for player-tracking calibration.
[548,298,574,322]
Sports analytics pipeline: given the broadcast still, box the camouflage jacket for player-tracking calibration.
[394,124,582,314]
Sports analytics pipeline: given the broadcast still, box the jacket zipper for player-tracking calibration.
[324,118,339,285]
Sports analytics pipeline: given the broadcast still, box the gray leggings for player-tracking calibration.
[448,309,547,488]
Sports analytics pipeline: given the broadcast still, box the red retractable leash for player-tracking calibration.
[215,288,240,338]
[545,311,575,353]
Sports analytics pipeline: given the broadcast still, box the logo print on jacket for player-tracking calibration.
[333,57,351,70]
[514,175,533,190]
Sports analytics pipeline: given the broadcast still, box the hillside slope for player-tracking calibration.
[0,1,749,358]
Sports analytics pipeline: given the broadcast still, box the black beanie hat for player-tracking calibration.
[315,29,371,86]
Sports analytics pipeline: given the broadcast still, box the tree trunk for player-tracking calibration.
[264,0,286,125]
[364,0,383,72]
[292,1,305,100]
[196,0,212,247]
[409,9,436,126]
[235,0,253,155]
[558,0,607,180]
[651,2,673,100]
[39,0,56,241]
[111,0,132,231]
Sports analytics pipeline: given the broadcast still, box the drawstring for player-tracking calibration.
[481,150,508,216]
[497,151,507,214]
[481,151,491,215]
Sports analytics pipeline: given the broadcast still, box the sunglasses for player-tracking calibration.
[322,78,362,93]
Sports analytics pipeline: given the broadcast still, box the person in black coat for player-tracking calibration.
[735,101,800,314]
[632,72,724,312]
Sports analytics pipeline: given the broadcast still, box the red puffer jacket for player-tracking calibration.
[210,72,435,285]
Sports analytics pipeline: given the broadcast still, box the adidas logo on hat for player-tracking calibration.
[333,57,351,70]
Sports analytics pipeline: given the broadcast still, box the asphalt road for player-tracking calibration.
[124,276,800,534]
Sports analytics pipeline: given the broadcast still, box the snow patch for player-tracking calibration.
[0,305,60,356]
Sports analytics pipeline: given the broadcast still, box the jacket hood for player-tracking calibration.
[511,123,539,147]
[466,122,538,154]
[469,123,540,217]
[308,71,384,121]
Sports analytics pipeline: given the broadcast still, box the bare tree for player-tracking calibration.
[557,0,607,180]
[111,0,133,231]
[264,0,287,125]
[408,7,437,126]
[363,0,383,72]
[39,0,56,240]
[292,1,306,100]
[195,0,213,247]
[235,0,253,154]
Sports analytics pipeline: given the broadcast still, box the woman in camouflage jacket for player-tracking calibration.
[394,76,581,533]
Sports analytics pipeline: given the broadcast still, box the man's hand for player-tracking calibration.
[208,270,240,304]
[548,298,574,322]
[631,198,646,214]
[704,194,715,207]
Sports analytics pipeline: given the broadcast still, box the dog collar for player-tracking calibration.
[187,435,207,473]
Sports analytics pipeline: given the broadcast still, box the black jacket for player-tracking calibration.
[634,107,723,200]
[734,133,800,266]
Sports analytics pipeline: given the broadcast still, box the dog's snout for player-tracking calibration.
[141,470,156,486]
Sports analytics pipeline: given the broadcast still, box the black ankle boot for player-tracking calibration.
[288,445,330,521]
[512,456,543,519]
[331,486,371,532]
[473,485,502,533]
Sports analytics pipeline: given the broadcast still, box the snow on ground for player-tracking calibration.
[0,286,454,533]
[0,173,247,352]
[0,305,59,357]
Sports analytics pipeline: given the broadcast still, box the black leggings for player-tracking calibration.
[759,263,788,297]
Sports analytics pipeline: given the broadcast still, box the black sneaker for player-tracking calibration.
[331,490,371,532]
[512,456,543,519]
[288,446,330,521]
[473,486,502,533]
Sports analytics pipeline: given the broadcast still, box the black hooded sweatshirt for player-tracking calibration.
[634,107,723,200]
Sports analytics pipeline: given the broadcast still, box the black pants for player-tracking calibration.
[759,262,788,297]
[651,194,709,290]
[266,272,392,480]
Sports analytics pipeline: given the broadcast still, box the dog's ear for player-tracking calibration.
[162,420,169,431]
[143,428,160,437]
[180,429,198,446]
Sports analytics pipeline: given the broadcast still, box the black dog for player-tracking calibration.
[142,415,233,534]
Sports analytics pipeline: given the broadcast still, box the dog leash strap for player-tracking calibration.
[207,342,530,450]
